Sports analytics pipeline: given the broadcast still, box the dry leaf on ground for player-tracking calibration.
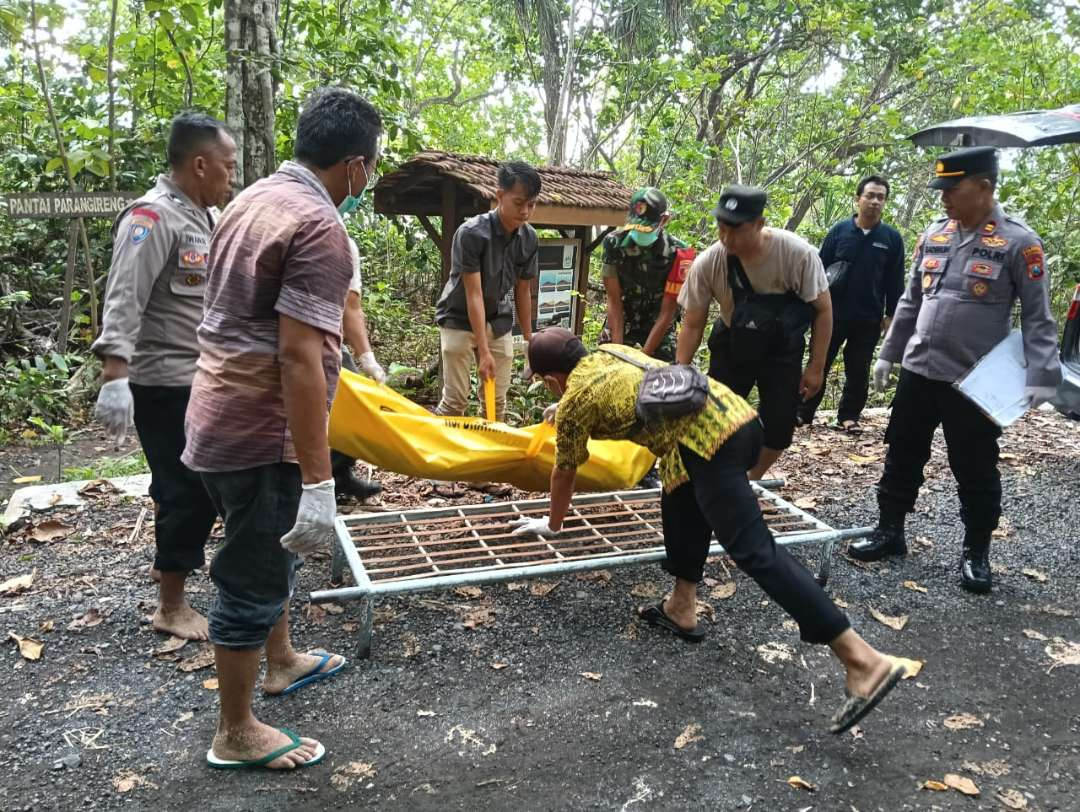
[0,570,35,595]
[331,761,376,791]
[963,759,1010,777]
[1045,638,1080,670]
[995,788,1027,809]
[922,780,949,791]
[12,474,41,484]
[629,583,661,599]
[8,632,43,660]
[847,453,878,464]
[177,647,215,672]
[453,586,483,600]
[79,479,118,496]
[1021,604,1074,618]
[416,709,435,717]
[321,602,344,615]
[869,606,909,631]
[943,713,984,730]
[756,641,795,664]
[29,520,74,542]
[580,671,602,681]
[463,607,495,629]
[490,662,509,670]
[710,582,736,600]
[1022,629,1047,641]
[674,723,703,749]
[695,602,715,623]
[1021,568,1048,583]
[887,655,924,679]
[944,773,979,796]
[577,570,611,584]
[530,582,559,598]
[787,776,816,792]
[202,677,219,690]
[306,603,326,624]
[793,497,817,510]
[505,581,527,591]
[113,771,158,793]
[833,597,850,608]
[68,608,105,630]
[154,636,188,656]
[902,580,928,593]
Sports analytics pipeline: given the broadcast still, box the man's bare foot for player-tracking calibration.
[152,603,209,641]
[263,649,345,695]
[210,720,321,769]
[659,596,697,631]
[845,651,894,699]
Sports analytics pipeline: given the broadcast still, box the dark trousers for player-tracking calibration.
[707,323,802,451]
[660,421,851,645]
[330,348,358,477]
[130,383,217,573]
[878,368,1002,531]
[798,317,880,424]
[201,463,303,650]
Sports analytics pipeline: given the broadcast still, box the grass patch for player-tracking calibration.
[63,450,149,482]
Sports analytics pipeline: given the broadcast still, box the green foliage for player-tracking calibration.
[63,449,149,481]
[0,353,81,426]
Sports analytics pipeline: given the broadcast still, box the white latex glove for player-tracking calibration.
[94,378,134,446]
[280,479,337,554]
[358,351,387,384]
[872,359,895,394]
[542,402,558,425]
[509,515,557,538]
[1025,385,1058,409]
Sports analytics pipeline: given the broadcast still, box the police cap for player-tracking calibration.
[712,184,767,225]
[928,146,999,190]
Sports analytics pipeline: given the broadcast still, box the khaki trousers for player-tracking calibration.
[436,325,514,421]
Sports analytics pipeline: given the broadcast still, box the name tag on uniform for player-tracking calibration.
[872,242,889,250]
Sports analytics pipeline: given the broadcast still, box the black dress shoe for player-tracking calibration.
[849,521,907,562]
[635,469,662,490]
[334,470,382,501]
[960,547,993,594]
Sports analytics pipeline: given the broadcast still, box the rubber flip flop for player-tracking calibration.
[638,602,706,643]
[828,662,906,734]
[830,419,863,435]
[206,727,325,770]
[271,650,347,697]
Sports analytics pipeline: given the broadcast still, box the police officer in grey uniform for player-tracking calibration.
[92,113,236,639]
[851,147,1061,593]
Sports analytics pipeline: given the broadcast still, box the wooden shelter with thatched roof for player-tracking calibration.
[373,150,635,335]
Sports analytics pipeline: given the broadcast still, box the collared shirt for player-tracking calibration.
[182,161,352,472]
[554,345,758,492]
[600,229,690,358]
[92,175,216,386]
[880,203,1061,388]
[678,228,828,326]
[435,211,539,337]
[820,216,905,321]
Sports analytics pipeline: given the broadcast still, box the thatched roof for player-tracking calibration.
[373,150,633,227]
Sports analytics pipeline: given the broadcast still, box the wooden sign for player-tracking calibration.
[3,191,138,219]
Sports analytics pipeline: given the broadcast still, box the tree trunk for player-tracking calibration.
[224,0,280,188]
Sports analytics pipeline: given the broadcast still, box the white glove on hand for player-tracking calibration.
[542,402,558,426]
[872,359,895,394]
[358,351,387,384]
[94,378,134,445]
[280,479,337,555]
[1025,385,1058,409]
[509,515,557,538]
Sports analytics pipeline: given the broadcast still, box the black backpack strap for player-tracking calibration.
[726,252,754,300]
[597,346,653,371]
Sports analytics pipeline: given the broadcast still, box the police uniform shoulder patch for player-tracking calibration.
[128,206,160,246]
[1023,244,1045,280]
[969,279,989,298]
[943,219,957,234]
[929,233,951,244]
[981,235,1008,248]
[981,220,997,235]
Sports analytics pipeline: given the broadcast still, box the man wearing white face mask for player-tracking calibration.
[183,87,382,771]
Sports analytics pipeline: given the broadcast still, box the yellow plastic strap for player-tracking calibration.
[484,377,496,422]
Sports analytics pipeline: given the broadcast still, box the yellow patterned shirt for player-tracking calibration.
[554,345,758,491]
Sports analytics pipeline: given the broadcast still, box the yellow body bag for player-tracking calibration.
[328,370,655,492]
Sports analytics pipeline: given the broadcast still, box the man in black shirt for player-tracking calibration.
[797,176,905,431]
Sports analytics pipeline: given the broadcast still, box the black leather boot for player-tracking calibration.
[960,530,993,594]
[849,515,907,561]
[333,460,382,501]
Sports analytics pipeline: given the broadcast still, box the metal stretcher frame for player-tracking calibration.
[310,484,872,658]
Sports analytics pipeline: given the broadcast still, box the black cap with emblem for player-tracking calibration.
[712,184,767,225]
[928,146,998,190]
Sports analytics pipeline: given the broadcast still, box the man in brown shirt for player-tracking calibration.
[184,88,382,770]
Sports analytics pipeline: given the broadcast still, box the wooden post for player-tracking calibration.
[439,177,458,286]
[57,222,78,352]
[573,226,592,336]
[76,218,100,337]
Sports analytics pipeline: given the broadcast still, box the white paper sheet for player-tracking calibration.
[952,329,1029,427]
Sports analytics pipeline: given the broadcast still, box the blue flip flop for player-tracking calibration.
[206,727,325,769]
[274,649,347,697]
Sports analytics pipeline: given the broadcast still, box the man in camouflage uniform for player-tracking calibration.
[851,147,1061,594]
[600,187,694,362]
[92,113,236,639]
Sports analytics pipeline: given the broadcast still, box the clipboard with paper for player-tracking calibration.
[952,329,1030,427]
